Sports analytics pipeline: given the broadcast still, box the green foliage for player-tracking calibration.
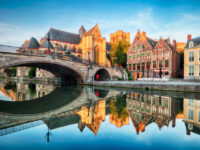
[28,67,36,78]
[4,67,16,77]
[4,82,16,92]
[110,40,130,67]
[128,77,133,80]
[110,95,129,118]
[28,83,36,97]
[117,77,123,80]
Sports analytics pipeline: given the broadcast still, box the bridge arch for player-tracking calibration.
[94,68,110,81]
[0,55,86,84]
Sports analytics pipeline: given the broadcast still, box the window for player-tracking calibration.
[147,62,151,70]
[133,64,136,70]
[189,65,194,76]
[159,61,163,68]
[153,61,156,68]
[129,64,132,70]
[137,63,140,70]
[189,41,194,48]
[165,72,169,75]
[188,109,194,120]
[165,60,169,67]
[146,53,150,59]
[142,53,145,60]
[189,51,194,62]
[133,55,135,61]
[165,52,169,57]
[142,63,145,70]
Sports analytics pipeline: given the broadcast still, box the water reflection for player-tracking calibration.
[0,81,56,101]
[0,83,200,149]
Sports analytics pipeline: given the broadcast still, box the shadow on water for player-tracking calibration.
[0,84,83,114]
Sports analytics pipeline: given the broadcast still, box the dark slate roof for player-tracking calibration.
[106,42,111,51]
[146,38,157,49]
[185,36,200,48]
[21,37,40,49]
[41,39,54,49]
[45,28,81,44]
[164,39,174,50]
[185,122,200,135]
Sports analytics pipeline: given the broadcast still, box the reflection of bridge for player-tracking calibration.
[0,86,120,135]
[0,51,123,83]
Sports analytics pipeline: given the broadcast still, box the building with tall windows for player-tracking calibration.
[127,30,180,80]
[184,35,200,80]
[110,30,130,44]
[183,98,200,135]
[18,24,111,67]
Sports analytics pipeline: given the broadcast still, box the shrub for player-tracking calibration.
[117,77,123,80]
[128,77,133,80]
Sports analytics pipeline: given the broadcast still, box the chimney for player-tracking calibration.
[173,39,177,51]
[187,34,192,41]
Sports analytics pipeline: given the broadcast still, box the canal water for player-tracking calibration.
[0,81,200,150]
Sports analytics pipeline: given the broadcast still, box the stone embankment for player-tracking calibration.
[84,80,200,93]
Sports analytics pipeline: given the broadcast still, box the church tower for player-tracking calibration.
[79,25,86,38]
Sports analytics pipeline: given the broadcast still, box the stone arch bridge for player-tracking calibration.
[0,52,123,84]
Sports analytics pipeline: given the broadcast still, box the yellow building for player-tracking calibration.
[176,42,186,53]
[76,99,106,135]
[19,24,111,67]
[80,24,111,67]
[110,30,130,44]
[183,98,200,135]
[184,35,200,80]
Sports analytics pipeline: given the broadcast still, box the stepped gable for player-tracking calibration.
[40,39,54,49]
[185,36,200,48]
[44,28,81,44]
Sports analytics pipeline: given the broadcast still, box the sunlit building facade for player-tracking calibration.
[127,30,180,80]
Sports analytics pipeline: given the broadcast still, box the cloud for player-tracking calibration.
[0,23,49,46]
[0,8,200,47]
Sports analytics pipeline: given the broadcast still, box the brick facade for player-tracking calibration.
[127,30,180,79]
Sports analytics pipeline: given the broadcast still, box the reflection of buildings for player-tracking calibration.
[77,99,106,135]
[126,93,181,134]
[183,99,200,135]
[0,83,56,101]
[109,98,129,127]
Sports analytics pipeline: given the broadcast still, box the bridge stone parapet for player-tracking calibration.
[0,52,123,83]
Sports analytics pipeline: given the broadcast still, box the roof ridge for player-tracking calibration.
[50,28,79,36]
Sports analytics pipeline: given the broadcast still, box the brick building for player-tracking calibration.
[127,30,180,80]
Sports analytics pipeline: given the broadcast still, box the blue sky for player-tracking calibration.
[0,0,200,46]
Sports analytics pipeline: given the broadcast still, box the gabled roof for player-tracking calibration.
[84,24,102,38]
[185,36,200,49]
[164,39,174,50]
[146,37,157,49]
[41,39,54,49]
[21,37,40,49]
[44,28,81,44]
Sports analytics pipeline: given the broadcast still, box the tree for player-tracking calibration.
[110,40,130,67]
[28,67,36,78]
[4,67,16,77]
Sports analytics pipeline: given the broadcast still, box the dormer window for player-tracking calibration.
[189,41,194,48]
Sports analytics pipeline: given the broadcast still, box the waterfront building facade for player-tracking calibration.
[184,35,200,80]
[127,30,180,80]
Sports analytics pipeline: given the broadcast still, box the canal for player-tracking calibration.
[0,81,200,150]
